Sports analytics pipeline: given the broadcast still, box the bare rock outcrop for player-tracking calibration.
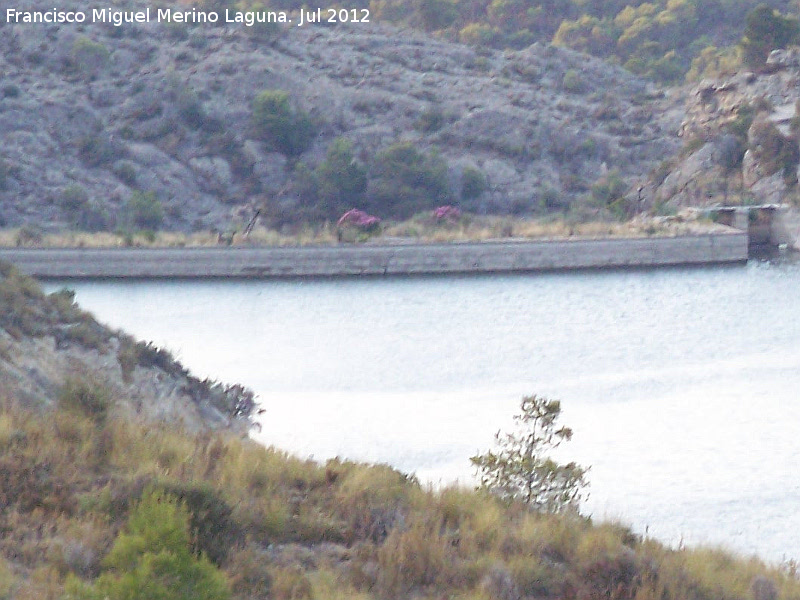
[0,262,255,432]
[654,51,800,210]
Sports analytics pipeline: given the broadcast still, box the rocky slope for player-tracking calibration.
[0,0,683,232]
[0,261,255,431]
[648,49,800,212]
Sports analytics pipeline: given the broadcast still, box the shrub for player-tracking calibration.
[66,489,231,600]
[125,191,164,230]
[268,566,312,600]
[716,134,746,172]
[368,142,451,218]
[59,185,113,232]
[415,105,446,133]
[471,395,588,512]
[727,103,755,140]
[591,170,628,206]
[330,460,417,542]
[432,205,462,222]
[1,84,21,99]
[740,5,800,69]
[155,479,242,565]
[78,134,122,167]
[113,161,138,186]
[335,209,381,241]
[226,547,272,599]
[460,166,487,201]
[414,0,458,31]
[71,36,110,79]
[58,376,111,424]
[562,69,586,93]
[252,90,316,158]
[61,185,90,213]
[245,13,283,45]
[749,120,800,181]
[175,87,206,130]
[315,138,368,218]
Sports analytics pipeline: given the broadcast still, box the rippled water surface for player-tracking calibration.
[47,259,800,561]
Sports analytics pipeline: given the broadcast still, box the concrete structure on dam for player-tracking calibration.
[707,204,797,251]
[0,234,748,279]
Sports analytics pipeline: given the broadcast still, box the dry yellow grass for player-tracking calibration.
[0,212,726,249]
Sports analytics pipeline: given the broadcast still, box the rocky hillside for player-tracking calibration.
[0,0,683,233]
[0,261,255,431]
[647,48,800,212]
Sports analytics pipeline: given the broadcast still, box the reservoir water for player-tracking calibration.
[46,259,800,563]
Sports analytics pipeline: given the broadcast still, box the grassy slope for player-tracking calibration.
[1,268,798,600]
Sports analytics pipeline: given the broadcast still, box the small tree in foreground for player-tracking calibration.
[471,395,588,512]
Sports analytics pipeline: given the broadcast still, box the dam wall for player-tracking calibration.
[0,234,748,279]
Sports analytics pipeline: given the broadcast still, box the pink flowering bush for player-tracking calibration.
[337,208,381,230]
[432,205,462,222]
[336,208,381,242]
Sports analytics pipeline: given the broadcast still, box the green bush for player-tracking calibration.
[740,5,800,69]
[156,480,242,566]
[1,84,20,99]
[76,201,113,232]
[113,161,138,186]
[78,134,122,168]
[175,87,206,130]
[368,142,451,218]
[66,489,231,600]
[71,36,110,79]
[727,104,755,141]
[415,0,458,31]
[460,166,487,201]
[415,105,446,133]
[125,191,164,230]
[562,69,586,94]
[61,184,90,213]
[315,138,368,218]
[252,90,316,158]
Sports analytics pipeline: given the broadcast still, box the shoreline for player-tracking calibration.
[0,233,748,278]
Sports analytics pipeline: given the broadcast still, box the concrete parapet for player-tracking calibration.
[0,234,748,279]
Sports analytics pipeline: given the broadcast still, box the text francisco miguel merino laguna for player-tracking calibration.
[4,7,326,26]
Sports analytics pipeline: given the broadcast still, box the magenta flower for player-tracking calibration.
[337,208,381,229]
[433,205,462,222]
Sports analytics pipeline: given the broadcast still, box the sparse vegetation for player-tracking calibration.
[315,138,369,220]
[71,36,110,80]
[749,119,800,182]
[124,191,164,231]
[367,142,452,219]
[1,266,799,600]
[471,395,589,512]
[460,166,488,202]
[251,90,316,158]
